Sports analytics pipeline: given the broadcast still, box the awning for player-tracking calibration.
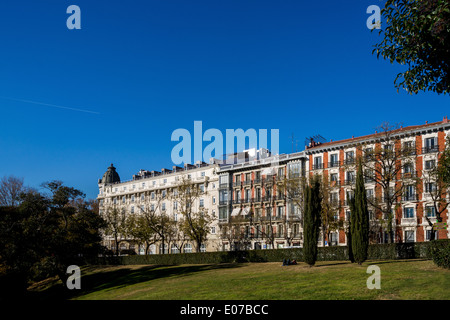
[231,208,241,216]
[242,207,250,216]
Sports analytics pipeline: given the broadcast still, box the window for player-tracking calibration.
[141,194,145,201]
[132,184,136,189]
[345,151,355,164]
[404,163,414,174]
[162,203,166,211]
[142,182,145,188]
[151,192,155,200]
[346,171,355,183]
[184,243,192,253]
[330,173,338,182]
[424,137,438,153]
[366,189,374,200]
[403,207,414,218]
[131,195,135,203]
[199,199,204,208]
[277,206,284,217]
[122,196,126,203]
[200,244,206,252]
[140,205,144,212]
[245,189,251,201]
[405,230,415,243]
[113,198,117,205]
[201,171,205,177]
[313,156,322,169]
[212,196,216,204]
[162,190,167,198]
[368,210,374,221]
[405,185,416,201]
[219,207,228,220]
[425,160,436,170]
[425,182,436,193]
[131,206,135,214]
[151,204,155,211]
[199,184,205,193]
[330,192,338,205]
[426,230,439,241]
[174,213,178,221]
[173,201,178,210]
[426,206,436,217]
[364,147,373,161]
[171,245,180,254]
[346,210,351,221]
[330,153,339,166]
[153,181,156,186]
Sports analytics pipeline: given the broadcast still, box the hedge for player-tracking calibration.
[91,241,450,266]
[430,239,450,269]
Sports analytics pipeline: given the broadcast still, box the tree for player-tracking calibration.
[0,182,105,297]
[354,122,418,243]
[175,176,212,253]
[349,159,370,265]
[102,205,128,256]
[373,0,450,94]
[125,214,158,255]
[320,174,344,246]
[0,175,27,207]
[303,176,322,266]
[422,136,450,240]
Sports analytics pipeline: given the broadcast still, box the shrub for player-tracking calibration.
[430,239,450,269]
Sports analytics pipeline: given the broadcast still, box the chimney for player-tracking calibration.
[426,120,428,124]
[443,116,449,124]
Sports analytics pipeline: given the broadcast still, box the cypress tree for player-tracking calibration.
[349,158,370,265]
[303,176,322,266]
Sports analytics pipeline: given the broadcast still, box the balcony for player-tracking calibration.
[402,194,419,202]
[329,180,341,188]
[219,200,230,206]
[219,183,229,189]
[243,180,252,186]
[344,179,355,186]
[233,181,242,188]
[312,163,324,170]
[328,161,340,168]
[344,158,355,165]
[263,177,274,186]
[232,199,242,205]
[253,178,262,185]
[422,145,439,154]
[276,175,286,182]
[401,217,418,226]
[401,171,418,179]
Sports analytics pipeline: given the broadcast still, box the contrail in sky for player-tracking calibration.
[0,96,101,115]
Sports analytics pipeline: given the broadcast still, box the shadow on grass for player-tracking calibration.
[28,263,244,300]
[367,258,429,265]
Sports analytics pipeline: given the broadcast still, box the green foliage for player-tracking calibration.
[430,239,450,269]
[373,0,450,94]
[349,159,370,265]
[0,182,105,297]
[302,177,322,266]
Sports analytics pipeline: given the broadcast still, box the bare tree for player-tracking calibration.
[348,122,419,243]
[101,204,128,256]
[421,137,450,240]
[175,176,212,252]
[0,175,27,207]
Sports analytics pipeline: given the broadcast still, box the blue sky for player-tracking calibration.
[0,0,448,200]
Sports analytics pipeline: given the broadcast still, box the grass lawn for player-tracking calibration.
[29,259,450,300]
